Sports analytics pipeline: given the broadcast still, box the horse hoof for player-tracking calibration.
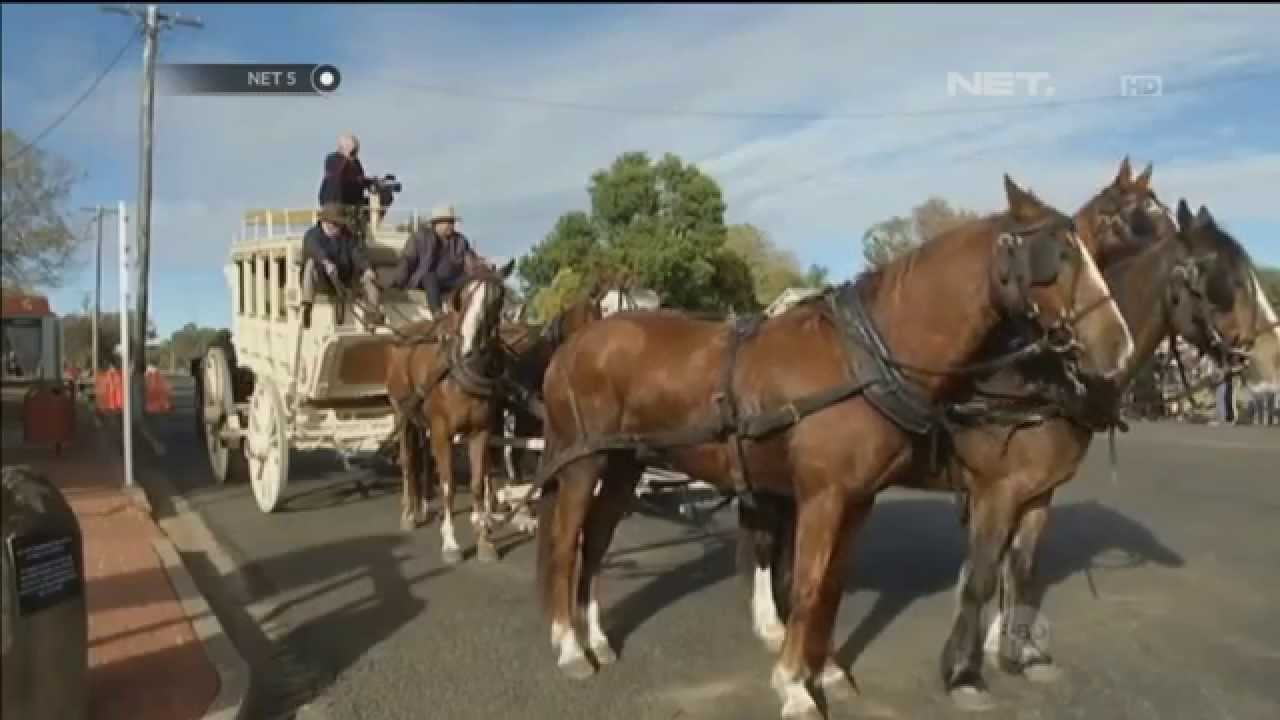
[442,547,463,565]
[591,643,618,666]
[477,542,500,563]
[817,665,858,703]
[558,654,596,680]
[780,703,823,720]
[1021,659,1063,684]
[400,515,416,533]
[949,685,997,713]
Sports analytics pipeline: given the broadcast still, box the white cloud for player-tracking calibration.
[5,4,1280,330]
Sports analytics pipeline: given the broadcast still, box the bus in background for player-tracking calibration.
[1,291,63,385]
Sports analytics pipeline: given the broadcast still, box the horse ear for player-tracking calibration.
[1176,198,1194,231]
[1135,162,1153,190]
[1004,174,1041,222]
[1113,156,1133,188]
[499,259,515,279]
[1196,205,1216,229]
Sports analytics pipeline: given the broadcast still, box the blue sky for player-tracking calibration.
[3,3,1279,336]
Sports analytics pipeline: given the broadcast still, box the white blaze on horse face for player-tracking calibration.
[1245,269,1280,388]
[460,281,489,355]
[753,567,785,651]
[1069,230,1135,379]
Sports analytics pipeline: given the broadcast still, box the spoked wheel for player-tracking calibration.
[201,346,236,485]
[246,376,290,513]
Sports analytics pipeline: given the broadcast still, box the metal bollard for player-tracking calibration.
[1,465,89,720]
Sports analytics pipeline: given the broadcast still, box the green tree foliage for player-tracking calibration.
[1,130,84,290]
[724,224,806,306]
[861,196,981,270]
[519,151,755,315]
[1258,266,1280,309]
[60,309,160,371]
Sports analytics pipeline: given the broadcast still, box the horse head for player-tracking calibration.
[994,174,1134,382]
[1077,156,1179,269]
[452,260,515,358]
[1167,200,1280,388]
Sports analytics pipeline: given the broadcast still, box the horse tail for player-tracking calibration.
[535,422,563,617]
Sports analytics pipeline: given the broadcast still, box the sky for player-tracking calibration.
[3,3,1279,337]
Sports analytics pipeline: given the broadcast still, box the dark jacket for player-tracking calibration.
[391,226,480,291]
[303,223,371,283]
[318,152,368,207]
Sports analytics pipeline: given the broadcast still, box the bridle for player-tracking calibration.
[990,215,1116,382]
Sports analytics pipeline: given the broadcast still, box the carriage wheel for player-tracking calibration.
[201,346,236,485]
[246,376,290,513]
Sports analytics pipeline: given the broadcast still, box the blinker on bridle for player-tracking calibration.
[994,217,1111,360]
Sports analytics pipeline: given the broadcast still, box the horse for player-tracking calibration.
[533,175,1135,720]
[489,279,613,526]
[385,259,515,564]
[747,163,1280,710]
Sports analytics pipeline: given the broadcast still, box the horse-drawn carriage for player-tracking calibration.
[194,200,675,517]
[194,203,498,513]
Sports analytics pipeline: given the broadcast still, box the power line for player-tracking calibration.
[396,68,1280,122]
[1,28,141,170]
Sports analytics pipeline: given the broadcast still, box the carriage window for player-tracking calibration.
[236,260,246,316]
[276,257,288,320]
[263,256,273,319]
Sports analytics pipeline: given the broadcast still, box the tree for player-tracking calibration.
[803,264,830,288]
[724,224,805,305]
[60,310,158,371]
[1,130,84,290]
[518,151,744,313]
[1258,266,1280,310]
[861,196,980,270]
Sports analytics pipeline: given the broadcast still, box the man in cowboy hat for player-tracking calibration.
[300,203,383,328]
[390,203,486,317]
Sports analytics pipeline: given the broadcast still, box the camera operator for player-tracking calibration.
[318,133,396,238]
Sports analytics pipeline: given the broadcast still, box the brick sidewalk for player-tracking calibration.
[3,395,219,720]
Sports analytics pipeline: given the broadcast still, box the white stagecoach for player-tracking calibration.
[197,200,443,513]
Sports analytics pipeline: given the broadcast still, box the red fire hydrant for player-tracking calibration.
[23,382,77,455]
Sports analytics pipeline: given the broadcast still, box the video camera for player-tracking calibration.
[364,173,402,195]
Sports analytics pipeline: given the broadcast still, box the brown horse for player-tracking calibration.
[385,260,514,564]
[494,277,613,481]
[534,175,1134,719]
[748,163,1280,710]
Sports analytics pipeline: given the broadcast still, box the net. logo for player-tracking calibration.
[947,71,1055,98]
[1121,74,1163,97]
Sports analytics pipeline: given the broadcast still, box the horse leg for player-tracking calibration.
[398,419,418,532]
[431,414,463,565]
[772,489,866,720]
[992,491,1059,682]
[737,494,788,653]
[577,454,642,666]
[539,453,606,680]
[469,429,499,563]
[940,483,1017,710]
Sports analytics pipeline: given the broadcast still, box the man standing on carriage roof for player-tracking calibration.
[390,204,487,317]
[318,132,394,236]
[300,203,384,328]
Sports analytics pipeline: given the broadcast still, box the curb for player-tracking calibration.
[152,537,251,720]
[87,405,252,720]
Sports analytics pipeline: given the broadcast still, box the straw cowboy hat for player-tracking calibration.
[429,205,460,224]
[318,203,351,228]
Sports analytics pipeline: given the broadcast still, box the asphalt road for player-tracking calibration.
[129,380,1280,720]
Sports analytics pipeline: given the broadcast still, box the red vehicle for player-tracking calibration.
[2,291,63,384]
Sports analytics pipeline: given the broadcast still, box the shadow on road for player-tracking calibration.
[835,496,1185,669]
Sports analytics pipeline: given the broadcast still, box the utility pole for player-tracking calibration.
[81,205,119,379]
[102,3,203,393]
